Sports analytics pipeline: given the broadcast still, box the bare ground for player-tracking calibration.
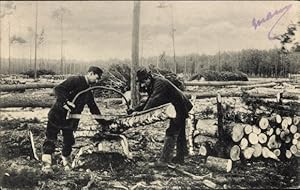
[0,90,300,189]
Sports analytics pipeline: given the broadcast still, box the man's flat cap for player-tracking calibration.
[88,66,103,76]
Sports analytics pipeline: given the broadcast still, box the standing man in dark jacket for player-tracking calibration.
[42,66,105,173]
[132,68,193,166]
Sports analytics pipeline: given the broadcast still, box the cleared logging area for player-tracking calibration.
[1,76,300,189]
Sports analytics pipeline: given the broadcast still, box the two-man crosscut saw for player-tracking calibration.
[66,86,130,120]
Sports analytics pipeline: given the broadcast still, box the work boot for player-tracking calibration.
[61,155,72,171]
[41,154,53,174]
[155,135,177,167]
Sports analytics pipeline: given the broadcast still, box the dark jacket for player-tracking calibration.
[48,75,101,125]
[136,76,193,118]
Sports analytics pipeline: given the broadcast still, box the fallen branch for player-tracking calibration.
[167,164,212,180]
[130,182,162,190]
[167,164,216,188]
[28,130,39,161]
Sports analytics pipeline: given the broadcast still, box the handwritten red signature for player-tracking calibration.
[252,4,293,40]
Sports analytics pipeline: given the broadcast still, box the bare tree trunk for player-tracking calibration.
[60,13,64,75]
[216,94,225,140]
[131,1,141,108]
[170,4,176,74]
[8,21,11,74]
[0,1,2,74]
[34,1,38,79]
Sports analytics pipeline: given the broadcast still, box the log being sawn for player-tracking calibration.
[115,103,176,129]
[72,103,177,169]
[74,103,177,136]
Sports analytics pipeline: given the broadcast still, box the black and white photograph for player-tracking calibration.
[0,1,300,189]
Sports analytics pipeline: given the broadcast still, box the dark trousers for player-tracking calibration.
[166,114,188,158]
[42,118,79,157]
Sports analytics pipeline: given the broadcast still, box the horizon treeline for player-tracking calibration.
[0,48,299,78]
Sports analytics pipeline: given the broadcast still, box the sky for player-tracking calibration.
[0,1,299,61]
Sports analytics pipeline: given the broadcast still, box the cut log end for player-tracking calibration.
[290,125,298,134]
[294,133,300,140]
[262,147,279,161]
[267,114,282,124]
[252,126,261,135]
[290,145,298,155]
[297,141,300,150]
[293,116,300,125]
[243,147,255,159]
[230,145,241,161]
[286,150,292,159]
[199,145,208,156]
[259,117,269,130]
[281,120,289,130]
[252,143,262,158]
[273,149,281,157]
[267,135,279,149]
[231,124,245,143]
[266,127,274,136]
[292,138,298,145]
[275,114,282,124]
[275,128,282,136]
[206,156,232,173]
[240,138,248,150]
[248,133,259,145]
[258,133,268,144]
[244,125,253,135]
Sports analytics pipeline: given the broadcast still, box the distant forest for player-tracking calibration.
[1,48,299,78]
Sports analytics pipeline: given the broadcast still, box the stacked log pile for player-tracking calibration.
[192,90,300,163]
[234,114,300,161]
